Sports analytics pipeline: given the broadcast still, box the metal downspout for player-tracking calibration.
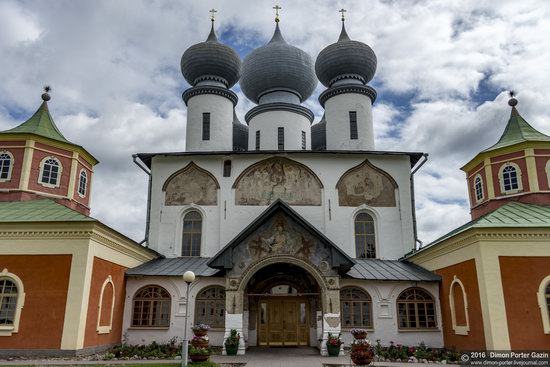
[410,153,429,251]
[133,154,151,247]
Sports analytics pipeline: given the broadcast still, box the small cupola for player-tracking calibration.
[0,87,98,215]
[462,92,550,219]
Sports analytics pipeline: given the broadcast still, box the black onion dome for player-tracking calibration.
[240,23,317,103]
[315,22,377,88]
[181,23,242,88]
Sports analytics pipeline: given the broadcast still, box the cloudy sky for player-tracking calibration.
[1,0,549,245]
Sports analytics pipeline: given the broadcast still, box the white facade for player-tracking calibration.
[147,153,414,259]
[185,94,234,152]
[124,276,443,348]
[247,111,311,151]
[324,92,375,150]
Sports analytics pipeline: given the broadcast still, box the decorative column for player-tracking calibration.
[224,278,246,355]
[320,277,341,356]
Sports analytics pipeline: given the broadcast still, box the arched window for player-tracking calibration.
[0,279,18,326]
[500,163,521,193]
[340,287,373,328]
[182,211,202,257]
[195,286,225,328]
[537,276,550,334]
[78,170,87,197]
[0,152,13,181]
[131,285,171,328]
[474,175,483,202]
[0,269,25,336]
[449,276,469,335]
[97,276,115,334]
[39,157,62,187]
[397,288,437,329]
[355,212,376,259]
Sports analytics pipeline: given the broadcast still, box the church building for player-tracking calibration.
[2,7,549,358]
[408,96,550,351]
[126,13,443,355]
[0,89,158,356]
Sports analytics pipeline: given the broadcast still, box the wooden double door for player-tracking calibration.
[258,297,309,346]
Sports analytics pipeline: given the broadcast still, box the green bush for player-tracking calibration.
[109,338,182,359]
[373,340,460,363]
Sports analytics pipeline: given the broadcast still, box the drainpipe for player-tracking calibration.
[133,154,151,247]
[410,153,429,251]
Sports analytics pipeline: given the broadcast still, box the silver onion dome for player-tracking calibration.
[240,23,317,104]
[315,22,377,88]
[181,22,242,88]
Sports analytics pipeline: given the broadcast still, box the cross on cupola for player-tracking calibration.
[209,8,217,22]
[273,4,282,22]
[339,8,347,21]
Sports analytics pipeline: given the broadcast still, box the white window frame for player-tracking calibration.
[0,151,14,182]
[474,174,484,202]
[537,275,550,334]
[352,208,379,259]
[78,169,87,197]
[0,268,26,337]
[449,276,470,335]
[96,276,115,334]
[545,160,550,189]
[498,162,522,194]
[38,156,63,188]
[176,206,206,258]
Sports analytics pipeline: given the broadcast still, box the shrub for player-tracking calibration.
[225,329,240,347]
[327,333,343,347]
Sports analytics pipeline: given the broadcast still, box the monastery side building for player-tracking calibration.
[0,90,157,356]
[408,96,550,351]
[127,16,443,355]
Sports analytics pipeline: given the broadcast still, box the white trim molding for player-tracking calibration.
[498,162,523,194]
[97,275,115,334]
[449,275,470,335]
[78,169,88,198]
[537,275,550,334]
[0,151,15,182]
[474,174,484,203]
[0,268,26,336]
[351,206,380,259]
[38,156,63,188]
[545,160,550,189]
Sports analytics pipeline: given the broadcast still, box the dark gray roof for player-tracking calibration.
[135,150,425,169]
[346,259,440,282]
[240,23,317,103]
[232,111,249,151]
[181,23,241,88]
[315,22,377,88]
[126,257,219,277]
[311,115,326,150]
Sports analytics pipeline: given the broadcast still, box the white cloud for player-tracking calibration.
[1,0,549,244]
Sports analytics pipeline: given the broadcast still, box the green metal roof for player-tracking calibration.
[423,202,550,249]
[0,199,93,222]
[2,101,70,143]
[483,107,550,152]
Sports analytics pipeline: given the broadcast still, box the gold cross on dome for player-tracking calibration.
[273,4,282,22]
[339,8,347,21]
[209,8,217,21]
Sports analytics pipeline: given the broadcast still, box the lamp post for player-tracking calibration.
[182,270,195,367]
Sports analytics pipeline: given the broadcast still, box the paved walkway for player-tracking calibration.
[213,347,351,366]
